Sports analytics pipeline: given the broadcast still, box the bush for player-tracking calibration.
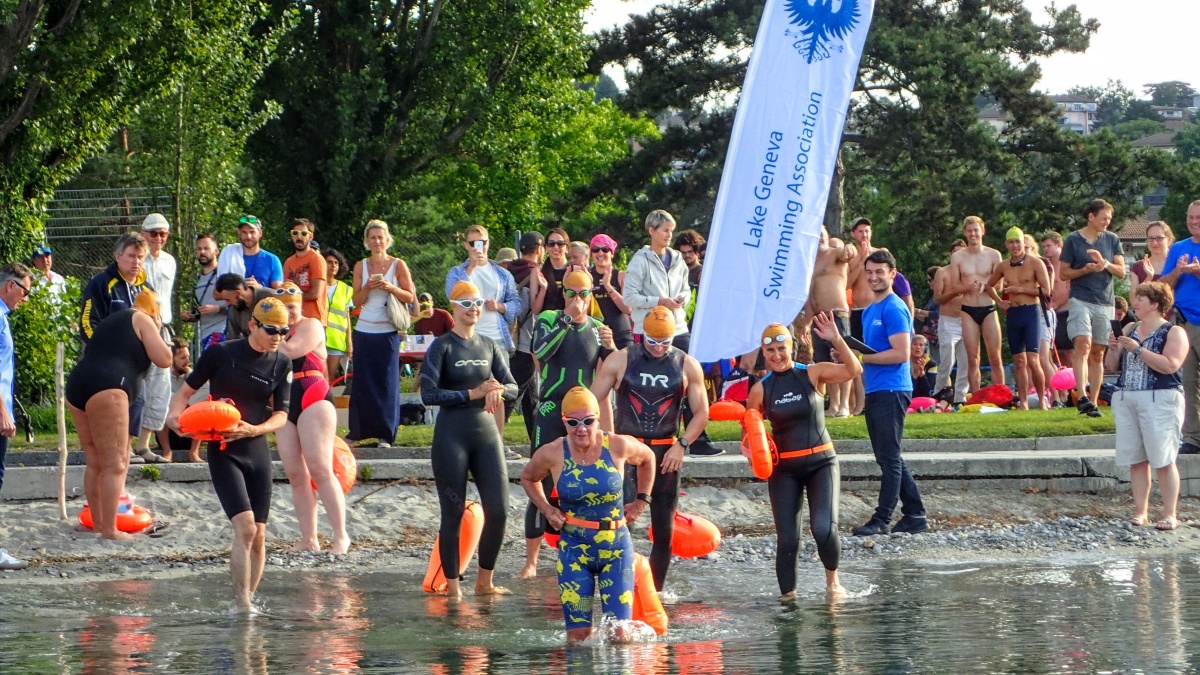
[28,404,74,434]
[9,279,81,406]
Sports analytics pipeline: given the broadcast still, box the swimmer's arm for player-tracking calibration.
[278,318,322,359]
[933,266,960,305]
[133,312,173,368]
[616,436,655,495]
[808,335,861,391]
[166,383,197,432]
[679,356,709,446]
[520,447,562,524]
[532,311,570,361]
[491,341,519,401]
[590,350,625,432]
[419,342,469,406]
[1031,256,1051,299]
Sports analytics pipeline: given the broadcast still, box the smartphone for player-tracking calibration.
[1110,319,1125,337]
[472,240,486,252]
[371,273,383,281]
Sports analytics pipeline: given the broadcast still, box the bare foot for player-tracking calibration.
[99,531,135,541]
[476,584,511,596]
[289,540,320,553]
[517,563,538,579]
[189,454,202,463]
[444,583,463,600]
[330,536,351,555]
[778,591,797,602]
[827,583,847,600]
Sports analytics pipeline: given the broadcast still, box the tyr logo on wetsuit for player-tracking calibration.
[616,346,686,439]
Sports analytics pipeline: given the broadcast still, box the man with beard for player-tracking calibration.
[217,215,283,290]
[283,218,327,323]
[214,274,256,340]
[180,233,226,352]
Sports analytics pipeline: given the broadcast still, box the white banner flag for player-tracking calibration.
[690,0,874,362]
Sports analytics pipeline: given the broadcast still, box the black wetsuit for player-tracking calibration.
[760,365,840,594]
[66,309,151,409]
[591,268,633,349]
[617,343,687,589]
[421,331,518,579]
[186,339,291,523]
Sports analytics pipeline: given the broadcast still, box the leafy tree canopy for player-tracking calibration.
[1110,118,1165,142]
[1144,80,1196,108]
[1175,124,1200,163]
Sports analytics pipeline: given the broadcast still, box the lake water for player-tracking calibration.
[1,554,1197,673]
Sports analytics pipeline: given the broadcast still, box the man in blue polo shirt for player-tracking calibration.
[851,250,927,536]
[1159,199,1200,454]
[0,262,34,570]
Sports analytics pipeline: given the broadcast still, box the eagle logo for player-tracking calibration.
[783,0,862,64]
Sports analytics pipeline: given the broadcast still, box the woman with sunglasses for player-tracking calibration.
[349,220,415,447]
[273,283,349,554]
[169,298,293,613]
[67,289,172,539]
[421,281,518,599]
[745,315,860,599]
[520,386,655,643]
[519,270,615,578]
[589,234,633,350]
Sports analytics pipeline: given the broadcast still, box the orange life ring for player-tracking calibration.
[647,511,721,558]
[79,504,153,533]
[310,437,357,494]
[708,399,747,422]
[631,552,668,635]
[423,501,484,593]
[742,409,774,479]
[178,398,240,441]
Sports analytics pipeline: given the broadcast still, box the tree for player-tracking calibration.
[594,73,621,102]
[1144,81,1196,108]
[246,0,598,255]
[1110,118,1165,141]
[1069,80,1134,128]
[1174,124,1200,162]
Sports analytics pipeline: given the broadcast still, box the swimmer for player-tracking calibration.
[520,270,615,578]
[985,228,1051,410]
[520,386,656,643]
[590,306,709,591]
[67,288,172,540]
[273,282,350,554]
[945,216,1006,390]
[168,297,293,613]
[746,316,861,599]
[421,280,519,599]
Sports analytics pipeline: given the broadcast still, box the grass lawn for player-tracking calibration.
[10,407,1113,454]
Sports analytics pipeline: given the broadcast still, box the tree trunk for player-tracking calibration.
[823,146,845,238]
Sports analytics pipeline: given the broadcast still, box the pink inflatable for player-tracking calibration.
[907,396,938,413]
[1049,367,1075,391]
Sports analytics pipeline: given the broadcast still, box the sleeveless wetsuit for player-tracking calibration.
[66,309,152,409]
[591,268,633,349]
[287,351,332,424]
[186,339,292,523]
[761,365,840,594]
[555,434,634,629]
[616,343,686,589]
[421,331,518,579]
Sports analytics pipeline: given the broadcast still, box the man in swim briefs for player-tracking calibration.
[590,306,709,592]
[520,386,655,643]
[985,227,1051,410]
[797,226,856,417]
[945,215,1006,390]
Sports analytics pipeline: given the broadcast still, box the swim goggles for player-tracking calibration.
[762,334,790,345]
[258,323,289,337]
[563,416,598,428]
[452,299,486,309]
[267,286,303,297]
[644,335,673,347]
[564,289,591,299]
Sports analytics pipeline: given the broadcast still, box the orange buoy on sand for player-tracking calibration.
[177,398,240,441]
[79,494,153,533]
[708,399,747,422]
[742,409,774,479]
[631,552,668,635]
[423,501,484,593]
[310,437,357,494]
[647,511,721,559]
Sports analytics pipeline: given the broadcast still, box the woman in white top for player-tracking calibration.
[347,220,416,447]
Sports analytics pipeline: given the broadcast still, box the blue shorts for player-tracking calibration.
[1007,304,1040,355]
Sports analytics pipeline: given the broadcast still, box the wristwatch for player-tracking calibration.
[678,436,690,450]
[637,492,653,505]
[1134,346,1144,358]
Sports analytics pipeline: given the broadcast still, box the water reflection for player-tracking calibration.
[78,615,156,674]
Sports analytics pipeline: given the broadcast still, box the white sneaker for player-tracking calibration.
[0,549,28,570]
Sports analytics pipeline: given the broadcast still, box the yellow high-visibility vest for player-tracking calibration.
[325,280,354,352]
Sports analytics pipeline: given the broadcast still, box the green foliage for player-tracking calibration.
[1158,157,1200,227]
[1070,80,1134,128]
[1110,119,1165,141]
[1174,124,1200,162]
[358,464,373,482]
[9,279,81,406]
[1143,81,1196,108]
[140,465,162,481]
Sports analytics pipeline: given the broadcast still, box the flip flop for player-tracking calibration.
[1128,516,1147,527]
[136,449,170,464]
[144,521,171,537]
[1155,518,1179,531]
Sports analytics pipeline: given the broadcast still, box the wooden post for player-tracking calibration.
[56,343,68,520]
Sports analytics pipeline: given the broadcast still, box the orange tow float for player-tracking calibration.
[423,501,484,593]
[310,437,357,494]
[631,552,668,635]
[648,511,722,558]
[78,493,153,533]
[177,398,240,442]
[742,408,774,479]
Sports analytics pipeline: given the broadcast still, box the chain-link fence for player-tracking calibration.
[43,187,176,280]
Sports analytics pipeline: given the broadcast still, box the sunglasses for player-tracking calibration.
[645,335,673,347]
[762,334,790,345]
[563,289,591,299]
[257,323,289,336]
[591,247,612,254]
[238,215,260,227]
[290,229,312,237]
[546,240,567,248]
[145,230,169,238]
[452,299,486,309]
[563,416,597,428]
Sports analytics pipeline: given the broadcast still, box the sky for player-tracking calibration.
[585,0,1200,98]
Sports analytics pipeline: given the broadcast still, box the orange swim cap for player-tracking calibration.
[450,280,480,301]
[278,281,303,305]
[642,306,676,340]
[760,323,792,346]
[252,297,289,327]
[133,288,159,317]
[564,270,592,291]
[561,386,600,417]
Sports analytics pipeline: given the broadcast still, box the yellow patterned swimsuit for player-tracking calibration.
[555,434,634,628]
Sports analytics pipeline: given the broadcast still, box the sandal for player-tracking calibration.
[1128,516,1147,527]
[135,448,170,464]
[1155,517,1179,531]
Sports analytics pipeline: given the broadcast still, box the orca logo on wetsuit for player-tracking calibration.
[639,373,669,388]
[455,359,489,367]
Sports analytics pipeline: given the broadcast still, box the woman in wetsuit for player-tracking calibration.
[273,283,349,554]
[520,387,655,643]
[67,289,172,540]
[421,280,518,599]
[168,297,292,613]
[745,314,861,598]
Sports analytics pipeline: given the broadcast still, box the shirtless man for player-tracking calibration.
[1041,231,1072,402]
[986,228,1051,410]
[945,216,1005,390]
[797,227,857,416]
[845,217,881,414]
[932,240,970,403]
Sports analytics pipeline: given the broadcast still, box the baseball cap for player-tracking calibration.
[519,231,544,253]
[141,213,170,232]
[32,246,52,257]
